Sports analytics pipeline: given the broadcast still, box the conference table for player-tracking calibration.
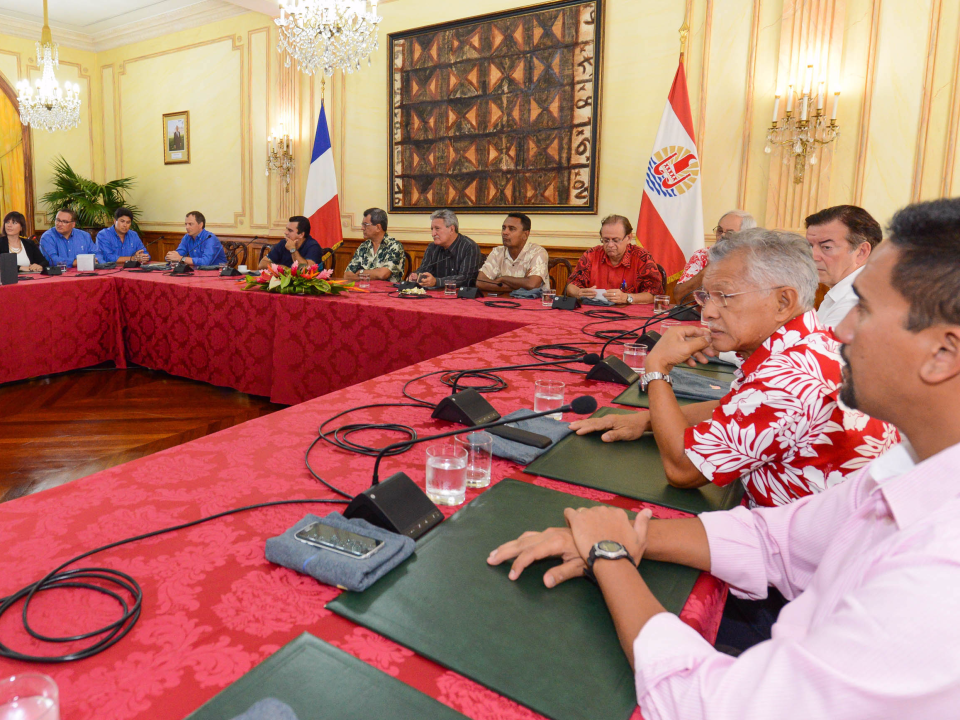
[0,270,726,720]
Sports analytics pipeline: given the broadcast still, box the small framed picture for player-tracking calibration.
[162,110,190,164]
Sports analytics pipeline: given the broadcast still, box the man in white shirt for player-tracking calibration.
[805,205,881,327]
[475,213,549,294]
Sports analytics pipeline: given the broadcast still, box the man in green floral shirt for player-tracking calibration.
[344,208,405,283]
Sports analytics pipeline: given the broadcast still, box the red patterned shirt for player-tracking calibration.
[684,311,900,507]
[678,248,710,283]
[567,244,663,294]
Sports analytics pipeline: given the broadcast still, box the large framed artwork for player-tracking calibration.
[389,0,603,213]
[162,110,190,165]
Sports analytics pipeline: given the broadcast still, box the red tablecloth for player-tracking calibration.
[0,318,726,720]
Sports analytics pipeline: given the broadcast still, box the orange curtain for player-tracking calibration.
[0,92,26,222]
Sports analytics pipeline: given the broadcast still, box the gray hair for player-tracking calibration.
[430,209,459,232]
[719,209,757,230]
[708,227,819,310]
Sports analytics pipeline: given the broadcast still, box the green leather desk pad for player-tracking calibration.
[328,479,701,720]
[614,363,736,409]
[187,632,466,720]
[525,407,744,514]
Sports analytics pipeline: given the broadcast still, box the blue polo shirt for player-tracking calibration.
[266,236,325,267]
[39,227,96,266]
[175,228,226,266]
[95,225,147,263]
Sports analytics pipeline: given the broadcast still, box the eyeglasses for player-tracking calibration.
[713,225,733,238]
[55,218,75,225]
[693,286,786,308]
[361,222,374,228]
[600,236,626,245]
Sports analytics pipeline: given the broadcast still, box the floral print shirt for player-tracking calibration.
[345,236,405,283]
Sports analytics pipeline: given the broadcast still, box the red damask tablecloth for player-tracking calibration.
[0,316,726,720]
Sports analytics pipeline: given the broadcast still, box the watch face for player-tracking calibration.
[597,540,624,554]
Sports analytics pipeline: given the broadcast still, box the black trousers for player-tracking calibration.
[715,587,788,656]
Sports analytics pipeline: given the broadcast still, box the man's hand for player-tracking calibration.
[646,326,714,374]
[603,289,630,305]
[284,239,297,252]
[27,263,43,272]
[417,272,437,287]
[165,251,182,262]
[564,506,652,566]
[134,250,149,262]
[568,411,650,442]
[578,287,598,299]
[487,527,586,588]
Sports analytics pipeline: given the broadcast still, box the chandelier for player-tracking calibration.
[16,0,81,133]
[276,0,382,77]
[765,65,840,184]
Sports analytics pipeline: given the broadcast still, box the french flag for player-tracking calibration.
[304,102,343,251]
[635,58,704,282]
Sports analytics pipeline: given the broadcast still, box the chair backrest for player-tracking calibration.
[548,257,572,293]
[656,263,667,293]
[222,241,247,268]
[258,243,271,264]
[402,251,413,279]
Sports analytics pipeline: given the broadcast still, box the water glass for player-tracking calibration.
[56,261,67,274]
[654,295,671,313]
[237,264,248,274]
[534,379,565,421]
[0,674,59,720]
[541,289,556,307]
[622,343,647,373]
[357,271,370,289]
[455,431,493,489]
[425,443,467,506]
[444,281,458,296]
[660,319,680,334]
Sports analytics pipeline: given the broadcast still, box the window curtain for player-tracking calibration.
[0,92,26,224]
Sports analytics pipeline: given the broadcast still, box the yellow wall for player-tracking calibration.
[2,0,960,244]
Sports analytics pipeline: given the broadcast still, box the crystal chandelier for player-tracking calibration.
[276,0,382,77]
[765,65,840,184]
[16,0,81,133]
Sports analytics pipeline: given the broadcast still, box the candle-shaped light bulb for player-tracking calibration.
[816,81,825,111]
[803,65,813,96]
[772,94,781,123]
[831,91,840,121]
[800,96,808,121]
[785,84,794,113]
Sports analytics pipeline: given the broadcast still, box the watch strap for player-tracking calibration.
[639,371,672,391]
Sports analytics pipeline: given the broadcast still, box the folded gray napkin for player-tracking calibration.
[229,698,299,720]
[509,287,542,299]
[491,409,575,465]
[580,297,614,306]
[265,513,415,592]
[671,367,732,401]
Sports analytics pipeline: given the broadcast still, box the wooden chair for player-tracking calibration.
[548,257,573,293]
[402,251,413,278]
[656,263,667,293]
[222,241,247,268]
[258,243,272,266]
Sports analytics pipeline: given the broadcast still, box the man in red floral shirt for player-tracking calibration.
[571,227,899,508]
[564,215,664,305]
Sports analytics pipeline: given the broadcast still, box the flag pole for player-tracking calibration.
[679,21,689,63]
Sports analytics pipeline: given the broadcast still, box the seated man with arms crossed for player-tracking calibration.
[570,228,898,508]
[259,216,326,270]
[96,207,149,264]
[489,198,960,719]
[165,211,226,267]
[672,209,755,303]
[407,209,482,289]
[344,207,405,282]
[475,213,549,294]
[805,204,882,328]
[565,215,663,305]
[40,208,96,268]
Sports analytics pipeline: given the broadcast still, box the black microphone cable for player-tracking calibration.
[596,300,700,359]
[0,496,348,664]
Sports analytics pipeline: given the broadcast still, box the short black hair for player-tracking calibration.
[804,205,882,250]
[505,213,531,233]
[289,215,311,237]
[56,207,78,222]
[3,211,26,235]
[114,207,133,221]
[186,211,205,228]
[888,198,960,331]
[363,208,388,232]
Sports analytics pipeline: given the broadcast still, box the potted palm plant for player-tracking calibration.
[40,156,142,235]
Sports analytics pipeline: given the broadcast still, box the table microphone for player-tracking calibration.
[344,395,599,540]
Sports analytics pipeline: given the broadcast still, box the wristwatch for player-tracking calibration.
[584,540,636,581]
[639,371,672,392]
[626,294,634,304]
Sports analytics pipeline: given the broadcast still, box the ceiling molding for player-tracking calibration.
[0,1,251,54]
[221,0,280,17]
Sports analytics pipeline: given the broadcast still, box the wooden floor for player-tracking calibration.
[0,366,284,503]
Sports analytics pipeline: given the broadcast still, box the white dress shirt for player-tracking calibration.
[816,265,864,328]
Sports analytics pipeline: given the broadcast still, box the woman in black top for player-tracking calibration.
[1,211,46,271]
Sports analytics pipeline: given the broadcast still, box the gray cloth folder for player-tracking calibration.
[491,409,575,464]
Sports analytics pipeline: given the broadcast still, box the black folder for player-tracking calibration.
[186,632,466,720]
[329,479,703,720]
[525,407,744,514]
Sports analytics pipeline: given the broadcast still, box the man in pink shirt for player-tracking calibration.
[489,198,960,718]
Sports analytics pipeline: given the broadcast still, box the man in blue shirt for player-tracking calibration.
[165,210,226,266]
[96,207,149,264]
[40,208,96,267]
[258,215,327,269]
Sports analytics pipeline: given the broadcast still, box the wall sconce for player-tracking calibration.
[765,65,840,184]
[267,122,295,190]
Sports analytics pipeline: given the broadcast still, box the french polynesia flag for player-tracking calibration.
[304,102,343,251]
[635,58,704,282]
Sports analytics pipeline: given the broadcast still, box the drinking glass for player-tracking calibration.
[541,289,556,307]
[56,261,66,274]
[0,674,59,720]
[534,379,565,421]
[425,443,467,506]
[455,431,493,489]
[622,343,647,373]
[357,271,370,289]
[660,319,680,334]
[654,295,671,313]
[444,281,457,296]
